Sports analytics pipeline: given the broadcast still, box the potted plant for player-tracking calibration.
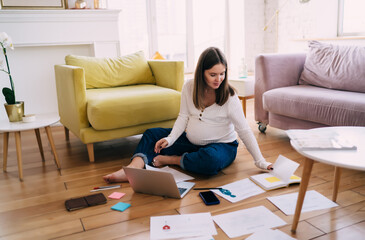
[0,32,24,122]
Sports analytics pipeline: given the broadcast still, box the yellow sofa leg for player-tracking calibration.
[87,143,95,162]
[64,127,69,141]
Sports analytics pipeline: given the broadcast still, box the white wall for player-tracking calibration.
[266,0,365,53]
[0,10,121,121]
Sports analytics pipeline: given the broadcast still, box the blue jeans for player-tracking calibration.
[132,128,238,176]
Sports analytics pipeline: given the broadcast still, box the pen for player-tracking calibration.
[193,187,222,190]
[93,185,121,190]
[90,185,121,192]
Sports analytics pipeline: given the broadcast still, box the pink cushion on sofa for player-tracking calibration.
[299,41,365,93]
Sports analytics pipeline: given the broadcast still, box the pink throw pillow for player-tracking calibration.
[299,41,365,93]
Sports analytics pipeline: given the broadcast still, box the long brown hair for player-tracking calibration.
[193,47,235,109]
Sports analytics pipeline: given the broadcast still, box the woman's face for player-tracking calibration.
[204,63,226,90]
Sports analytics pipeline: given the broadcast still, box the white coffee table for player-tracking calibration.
[0,113,61,181]
[289,126,365,232]
[228,76,255,116]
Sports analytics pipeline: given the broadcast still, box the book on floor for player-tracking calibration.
[249,173,301,191]
[249,155,301,191]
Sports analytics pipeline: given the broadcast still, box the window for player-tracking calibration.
[108,0,149,55]
[338,0,365,36]
[154,0,189,68]
[110,0,246,74]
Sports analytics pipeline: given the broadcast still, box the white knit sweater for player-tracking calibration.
[164,79,271,170]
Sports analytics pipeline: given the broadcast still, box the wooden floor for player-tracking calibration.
[0,99,364,240]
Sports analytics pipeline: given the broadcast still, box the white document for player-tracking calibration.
[267,190,339,215]
[146,165,194,183]
[175,236,214,240]
[150,212,217,240]
[246,228,296,240]
[212,206,287,238]
[286,129,356,150]
[211,178,265,203]
[272,155,300,183]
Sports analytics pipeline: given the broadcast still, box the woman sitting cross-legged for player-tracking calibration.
[103,47,273,183]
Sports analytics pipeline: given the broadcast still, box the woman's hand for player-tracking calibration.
[267,164,274,171]
[154,139,168,153]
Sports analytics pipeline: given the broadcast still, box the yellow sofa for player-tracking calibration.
[54,51,184,162]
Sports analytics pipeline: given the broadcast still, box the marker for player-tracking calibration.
[193,187,223,190]
[90,185,121,192]
[93,185,121,190]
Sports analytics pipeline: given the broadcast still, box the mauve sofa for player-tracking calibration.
[254,41,365,133]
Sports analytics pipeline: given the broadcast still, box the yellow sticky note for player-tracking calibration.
[265,176,281,183]
[290,175,301,180]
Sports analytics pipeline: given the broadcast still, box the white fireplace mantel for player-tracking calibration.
[0,9,121,50]
[0,9,122,120]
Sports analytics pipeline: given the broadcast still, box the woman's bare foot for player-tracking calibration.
[103,157,145,183]
[103,168,128,183]
[153,155,181,167]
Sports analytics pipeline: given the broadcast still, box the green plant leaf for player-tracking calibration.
[2,87,15,104]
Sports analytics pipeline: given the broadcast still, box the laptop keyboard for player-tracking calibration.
[178,187,187,195]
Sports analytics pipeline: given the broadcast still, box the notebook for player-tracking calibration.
[249,155,301,191]
[124,167,195,199]
[249,173,301,191]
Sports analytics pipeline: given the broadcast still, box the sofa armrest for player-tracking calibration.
[54,65,89,138]
[148,60,184,92]
[254,53,306,124]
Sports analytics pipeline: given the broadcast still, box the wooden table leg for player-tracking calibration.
[332,167,342,202]
[45,126,61,170]
[64,127,69,141]
[239,96,247,116]
[87,143,95,163]
[3,132,9,172]
[14,131,23,181]
[34,128,45,161]
[291,157,314,232]
[238,96,254,117]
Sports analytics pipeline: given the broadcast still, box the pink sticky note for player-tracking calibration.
[108,192,126,199]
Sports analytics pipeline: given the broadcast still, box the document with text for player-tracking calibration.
[212,206,287,238]
[267,190,339,215]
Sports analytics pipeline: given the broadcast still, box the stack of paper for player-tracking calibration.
[286,129,357,150]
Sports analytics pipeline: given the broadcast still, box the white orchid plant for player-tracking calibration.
[0,32,16,105]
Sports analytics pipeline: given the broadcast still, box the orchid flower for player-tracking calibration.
[0,32,16,104]
[0,32,14,50]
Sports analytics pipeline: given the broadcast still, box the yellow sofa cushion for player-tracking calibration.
[86,85,181,130]
[65,51,156,89]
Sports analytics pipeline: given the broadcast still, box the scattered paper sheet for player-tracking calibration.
[267,190,339,215]
[150,212,217,240]
[246,228,296,240]
[211,178,265,203]
[272,155,300,183]
[212,206,287,238]
[146,165,194,183]
[175,236,214,240]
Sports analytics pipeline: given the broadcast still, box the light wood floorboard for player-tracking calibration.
[0,99,364,240]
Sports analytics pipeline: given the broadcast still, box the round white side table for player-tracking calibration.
[228,76,255,116]
[0,113,61,181]
[289,127,365,232]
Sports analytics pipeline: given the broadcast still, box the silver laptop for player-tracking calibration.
[124,167,195,199]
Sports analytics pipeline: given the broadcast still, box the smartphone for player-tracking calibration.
[199,191,220,205]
